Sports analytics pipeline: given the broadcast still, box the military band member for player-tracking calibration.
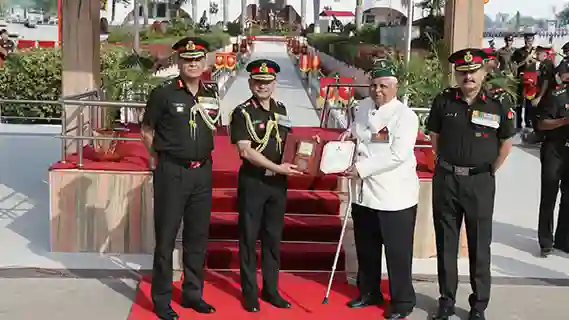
[229,59,298,313]
[426,49,516,320]
[536,59,569,257]
[340,59,419,320]
[513,32,538,129]
[497,33,516,75]
[141,37,220,320]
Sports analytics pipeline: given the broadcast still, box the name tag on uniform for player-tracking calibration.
[471,110,500,129]
[197,97,219,110]
[173,103,185,113]
[277,114,292,128]
[371,127,389,143]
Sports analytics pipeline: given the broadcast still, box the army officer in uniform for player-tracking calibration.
[340,59,420,320]
[426,49,516,320]
[141,37,220,320]
[536,59,569,257]
[230,59,299,312]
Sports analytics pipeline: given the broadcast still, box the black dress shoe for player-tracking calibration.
[153,306,179,320]
[346,295,384,308]
[242,297,260,313]
[540,247,553,258]
[468,310,486,320]
[431,305,455,320]
[384,311,411,319]
[180,299,216,314]
[261,292,291,308]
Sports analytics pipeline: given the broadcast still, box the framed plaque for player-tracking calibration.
[283,134,324,176]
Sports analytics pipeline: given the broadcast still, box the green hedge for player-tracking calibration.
[0,45,157,124]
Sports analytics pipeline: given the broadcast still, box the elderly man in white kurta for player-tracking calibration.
[342,59,420,320]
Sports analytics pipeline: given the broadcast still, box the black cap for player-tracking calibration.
[504,33,514,41]
[0,29,7,35]
[523,32,536,39]
[536,45,552,52]
[246,59,280,81]
[172,37,209,59]
[562,42,569,54]
[448,48,487,72]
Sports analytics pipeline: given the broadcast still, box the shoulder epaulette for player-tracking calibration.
[275,100,285,108]
[159,78,175,87]
[553,88,566,96]
[203,82,218,92]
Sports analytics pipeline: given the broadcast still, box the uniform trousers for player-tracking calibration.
[538,141,569,251]
[432,166,495,312]
[516,98,536,129]
[237,171,287,298]
[151,155,213,308]
[351,203,417,313]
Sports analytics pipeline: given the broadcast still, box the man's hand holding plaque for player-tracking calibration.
[293,140,318,173]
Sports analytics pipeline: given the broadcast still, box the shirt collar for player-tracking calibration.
[248,96,275,112]
[454,87,487,104]
[176,76,205,93]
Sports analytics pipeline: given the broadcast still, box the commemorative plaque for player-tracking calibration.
[283,134,324,176]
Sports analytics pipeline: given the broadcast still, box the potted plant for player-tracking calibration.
[94,51,164,161]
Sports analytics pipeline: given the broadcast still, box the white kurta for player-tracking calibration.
[349,97,420,211]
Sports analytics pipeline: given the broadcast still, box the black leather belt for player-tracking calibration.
[437,159,492,176]
[160,153,210,169]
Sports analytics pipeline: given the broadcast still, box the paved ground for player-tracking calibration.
[0,278,566,319]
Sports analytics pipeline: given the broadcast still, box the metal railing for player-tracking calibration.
[0,94,147,168]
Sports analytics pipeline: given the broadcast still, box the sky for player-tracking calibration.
[484,0,567,19]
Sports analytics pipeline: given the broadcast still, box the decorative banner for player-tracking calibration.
[311,55,321,71]
[337,77,355,103]
[317,77,338,107]
[214,53,225,69]
[521,72,538,100]
[225,53,236,70]
[299,54,310,72]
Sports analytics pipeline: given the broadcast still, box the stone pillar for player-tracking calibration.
[355,0,363,30]
[223,0,229,26]
[300,0,306,28]
[241,0,247,33]
[444,0,484,56]
[61,0,101,153]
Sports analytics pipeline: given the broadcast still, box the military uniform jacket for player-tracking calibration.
[497,46,516,74]
[349,97,420,211]
[537,86,569,141]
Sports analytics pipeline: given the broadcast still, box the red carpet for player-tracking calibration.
[49,125,431,318]
[128,271,390,319]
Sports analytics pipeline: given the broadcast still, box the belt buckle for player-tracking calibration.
[188,161,201,168]
[453,166,470,176]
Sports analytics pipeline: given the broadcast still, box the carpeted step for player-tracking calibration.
[212,189,340,215]
[209,213,342,242]
[211,171,339,190]
[205,241,345,271]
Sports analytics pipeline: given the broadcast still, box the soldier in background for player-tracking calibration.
[512,32,538,129]
[497,34,516,75]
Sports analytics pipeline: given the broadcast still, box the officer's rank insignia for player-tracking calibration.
[259,122,265,129]
[464,51,473,62]
[186,41,195,50]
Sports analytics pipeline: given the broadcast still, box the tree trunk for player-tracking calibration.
[143,0,149,26]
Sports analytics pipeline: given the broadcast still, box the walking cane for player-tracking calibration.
[322,178,353,304]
